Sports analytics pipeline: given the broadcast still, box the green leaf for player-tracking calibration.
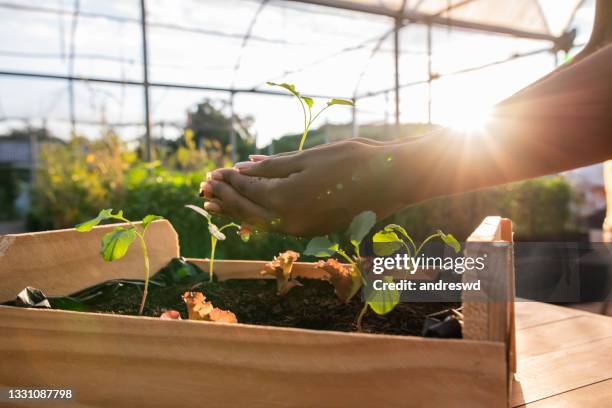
[141,214,163,231]
[348,265,363,301]
[301,96,313,109]
[304,236,339,257]
[438,230,461,253]
[372,229,403,256]
[327,98,354,107]
[101,227,137,262]
[76,209,116,232]
[267,82,300,98]
[366,276,400,315]
[185,204,211,221]
[348,210,376,246]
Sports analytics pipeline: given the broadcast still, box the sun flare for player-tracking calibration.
[443,105,493,134]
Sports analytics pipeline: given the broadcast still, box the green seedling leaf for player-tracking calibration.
[76,208,119,232]
[267,82,300,97]
[366,276,400,315]
[208,223,226,241]
[301,96,313,109]
[438,230,461,253]
[327,98,354,107]
[372,229,403,256]
[141,214,163,230]
[348,210,376,246]
[185,204,211,221]
[304,236,339,257]
[101,226,137,262]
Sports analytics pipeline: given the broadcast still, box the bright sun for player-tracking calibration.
[442,104,493,134]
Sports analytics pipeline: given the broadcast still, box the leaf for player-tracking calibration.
[372,229,403,256]
[366,276,400,315]
[304,236,339,257]
[316,259,361,302]
[208,223,226,240]
[260,251,301,295]
[301,96,313,109]
[160,310,182,320]
[327,98,354,107]
[438,230,461,253]
[100,226,137,262]
[185,204,211,221]
[238,225,252,242]
[141,214,163,230]
[209,308,238,324]
[348,211,376,246]
[267,82,300,97]
[182,292,238,323]
[75,208,116,232]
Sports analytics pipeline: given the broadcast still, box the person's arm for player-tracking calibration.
[395,42,612,204]
[202,42,612,236]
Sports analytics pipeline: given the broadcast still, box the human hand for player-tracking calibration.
[199,139,409,237]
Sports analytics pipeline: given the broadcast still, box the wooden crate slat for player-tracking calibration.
[0,220,179,301]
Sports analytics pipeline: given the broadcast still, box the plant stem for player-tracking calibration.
[209,237,217,282]
[298,128,309,151]
[356,303,368,332]
[137,232,150,316]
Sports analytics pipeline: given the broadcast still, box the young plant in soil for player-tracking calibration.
[304,211,461,331]
[267,82,354,150]
[75,209,163,315]
[185,204,250,282]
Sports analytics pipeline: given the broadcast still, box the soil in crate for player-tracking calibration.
[8,258,460,337]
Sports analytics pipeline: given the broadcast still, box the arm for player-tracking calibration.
[202,27,612,236]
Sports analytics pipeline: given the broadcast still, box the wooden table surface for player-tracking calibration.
[512,302,612,407]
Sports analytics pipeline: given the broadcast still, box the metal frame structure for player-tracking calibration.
[0,0,582,160]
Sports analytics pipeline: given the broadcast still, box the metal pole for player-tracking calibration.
[351,102,358,139]
[139,0,152,162]
[229,92,237,163]
[393,17,401,138]
[427,23,432,125]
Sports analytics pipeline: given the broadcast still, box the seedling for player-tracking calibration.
[182,291,238,323]
[260,250,301,295]
[75,209,163,315]
[185,204,250,282]
[267,82,354,150]
[304,211,461,331]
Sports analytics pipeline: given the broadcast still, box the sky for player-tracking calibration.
[0,0,597,147]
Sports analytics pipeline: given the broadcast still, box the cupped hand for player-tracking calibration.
[199,139,411,237]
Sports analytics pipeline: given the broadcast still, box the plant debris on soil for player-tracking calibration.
[6,258,460,337]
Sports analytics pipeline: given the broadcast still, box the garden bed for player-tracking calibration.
[0,217,515,407]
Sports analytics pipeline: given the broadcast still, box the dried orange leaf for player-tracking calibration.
[160,310,182,320]
[316,259,353,302]
[209,307,238,324]
[260,250,301,295]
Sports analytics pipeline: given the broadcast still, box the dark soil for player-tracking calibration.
[82,278,459,337]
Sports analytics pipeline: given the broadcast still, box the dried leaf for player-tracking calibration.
[160,310,182,320]
[316,259,353,302]
[209,308,238,323]
[182,292,238,324]
[260,250,301,295]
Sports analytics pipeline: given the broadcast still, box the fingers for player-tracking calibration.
[233,153,303,177]
[205,180,276,228]
[209,168,277,206]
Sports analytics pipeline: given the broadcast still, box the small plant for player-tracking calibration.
[182,292,238,323]
[260,250,301,295]
[75,209,163,315]
[304,211,461,331]
[268,82,354,151]
[185,204,250,282]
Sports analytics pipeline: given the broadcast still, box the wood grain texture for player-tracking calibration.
[0,305,507,408]
[0,220,178,302]
[512,302,612,407]
[516,379,612,407]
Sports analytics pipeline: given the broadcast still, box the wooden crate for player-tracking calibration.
[0,217,515,407]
